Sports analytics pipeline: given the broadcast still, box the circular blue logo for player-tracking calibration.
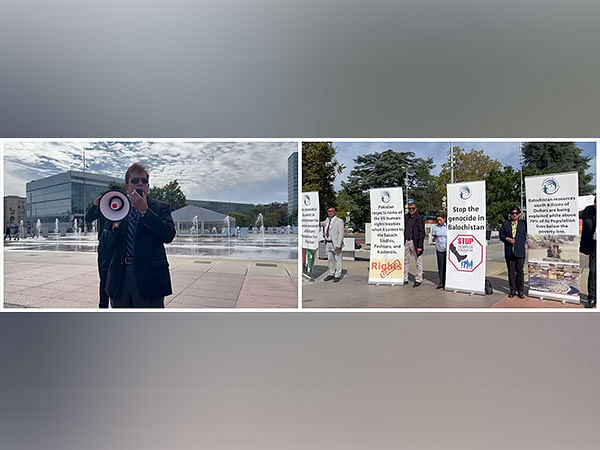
[303,194,311,206]
[459,186,472,200]
[542,178,560,195]
[381,191,391,203]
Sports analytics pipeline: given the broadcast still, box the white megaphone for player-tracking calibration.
[99,190,131,222]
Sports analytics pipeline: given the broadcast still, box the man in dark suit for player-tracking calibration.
[580,194,596,308]
[85,192,113,308]
[104,163,176,308]
[499,206,527,298]
[404,201,425,287]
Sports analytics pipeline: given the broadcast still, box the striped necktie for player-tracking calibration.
[125,208,140,257]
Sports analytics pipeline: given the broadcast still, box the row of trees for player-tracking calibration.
[226,203,292,228]
[303,142,594,226]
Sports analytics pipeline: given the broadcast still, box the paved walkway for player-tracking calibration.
[4,251,298,308]
[303,241,588,309]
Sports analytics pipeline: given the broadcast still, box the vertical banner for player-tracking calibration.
[446,181,487,294]
[368,187,405,285]
[525,172,580,303]
[301,191,320,279]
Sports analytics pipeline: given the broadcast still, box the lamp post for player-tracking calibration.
[82,146,91,235]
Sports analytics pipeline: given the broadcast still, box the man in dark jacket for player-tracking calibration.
[104,163,176,308]
[499,206,527,298]
[580,195,596,308]
[404,201,425,287]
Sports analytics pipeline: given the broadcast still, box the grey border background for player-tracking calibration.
[1,2,600,449]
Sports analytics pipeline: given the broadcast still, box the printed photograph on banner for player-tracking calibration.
[301,140,596,309]
[3,141,299,309]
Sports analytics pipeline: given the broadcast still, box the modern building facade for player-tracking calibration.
[288,152,298,219]
[26,170,122,231]
[4,195,26,226]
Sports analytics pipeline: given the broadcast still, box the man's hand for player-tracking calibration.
[335,246,341,252]
[93,195,102,206]
[506,237,515,244]
[130,189,148,213]
[112,221,121,229]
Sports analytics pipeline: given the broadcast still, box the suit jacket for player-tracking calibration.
[323,215,344,248]
[499,219,527,259]
[404,213,425,249]
[104,197,176,299]
[580,205,596,255]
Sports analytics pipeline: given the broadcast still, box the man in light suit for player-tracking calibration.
[323,206,345,282]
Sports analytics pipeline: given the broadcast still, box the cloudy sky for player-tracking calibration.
[332,141,596,190]
[4,141,297,203]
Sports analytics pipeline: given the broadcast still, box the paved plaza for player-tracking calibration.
[303,240,589,308]
[4,251,298,308]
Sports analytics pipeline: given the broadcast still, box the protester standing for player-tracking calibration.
[431,212,448,289]
[580,194,596,308]
[499,206,527,298]
[404,201,425,287]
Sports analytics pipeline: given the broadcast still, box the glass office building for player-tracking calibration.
[26,170,122,231]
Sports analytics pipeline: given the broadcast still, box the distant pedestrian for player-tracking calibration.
[580,194,596,308]
[499,206,527,298]
[323,206,345,282]
[431,212,447,289]
[404,201,425,287]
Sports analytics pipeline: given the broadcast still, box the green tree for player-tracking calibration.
[302,142,344,219]
[340,149,437,225]
[226,211,253,228]
[149,179,187,211]
[522,142,594,195]
[436,146,502,198]
[486,166,521,227]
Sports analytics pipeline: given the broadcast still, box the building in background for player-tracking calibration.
[288,152,298,220]
[171,205,236,235]
[186,199,253,215]
[26,170,122,231]
[4,195,26,226]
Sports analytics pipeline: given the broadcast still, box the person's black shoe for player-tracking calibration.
[585,298,596,308]
[333,277,340,283]
[508,291,515,298]
[324,275,335,281]
[413,282,421,287]
[436,285,443,289]
[517,292,525,299]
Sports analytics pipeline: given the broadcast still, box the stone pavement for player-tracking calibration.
[303,241,588,309]
[4,251,298,309]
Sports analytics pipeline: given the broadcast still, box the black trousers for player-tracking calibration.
[506,256,525,294]
[588,252,596,301]
[98,266,109,308]
[111,264,165,308]
[436,250,446,287]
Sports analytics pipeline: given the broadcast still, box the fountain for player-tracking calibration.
[192,215,199,253]
[255,213,265,247]
[54,218,59,233]
[19,220,24,239]
[224,215,231,251]
[36,219,41,239]
[92,221,96,235]
[74,218,78,236]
